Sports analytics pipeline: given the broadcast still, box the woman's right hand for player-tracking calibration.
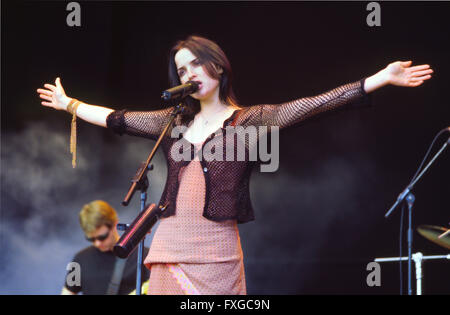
[37,77,72,111]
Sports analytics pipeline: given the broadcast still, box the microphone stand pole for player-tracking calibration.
[121,102,185,295]
[384,135,449,295]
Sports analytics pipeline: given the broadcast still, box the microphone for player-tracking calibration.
[113,203,167,259]
[161,81,199,101]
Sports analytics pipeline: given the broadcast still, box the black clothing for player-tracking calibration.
[64,246,149,295]
[107,79,370,224]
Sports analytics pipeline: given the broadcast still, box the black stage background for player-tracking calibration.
[1,1,449,294]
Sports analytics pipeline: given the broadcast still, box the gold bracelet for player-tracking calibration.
[67,98,79,114]
[69,100,81,168]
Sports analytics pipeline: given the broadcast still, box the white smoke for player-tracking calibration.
[1,120,166,294]
[1,116,378,294]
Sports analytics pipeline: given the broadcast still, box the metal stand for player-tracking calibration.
[375,253,450,295]
[119,103,185,295]
[384,131,449,295]
[136,191,147,295]
[406,193,415,295]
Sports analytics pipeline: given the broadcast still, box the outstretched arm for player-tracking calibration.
[37,77,114,127]
[364,60,433,93]
[37,77,172,139]
[248,60,434,130]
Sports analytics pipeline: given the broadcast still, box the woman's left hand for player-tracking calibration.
[385,60,433,87]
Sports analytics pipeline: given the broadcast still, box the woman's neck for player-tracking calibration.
[199,88,238,119]
[199,88,228,115]
[200,100,229,117]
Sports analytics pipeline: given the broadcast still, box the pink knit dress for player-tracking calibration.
[144,143,246,295]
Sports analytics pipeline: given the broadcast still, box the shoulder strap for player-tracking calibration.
[106,257,127,295]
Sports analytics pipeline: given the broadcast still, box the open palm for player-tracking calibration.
[386,61,433,87]
[37,77,70,110]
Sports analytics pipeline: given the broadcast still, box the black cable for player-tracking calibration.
[410,127,449,184]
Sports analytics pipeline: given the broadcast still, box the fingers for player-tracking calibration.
[411,69,433,77]
[408,64,431,71]
[37,88,53,96]
[409,80,424,87]
[44,84,56,91]
[39,94,53,102]
[410,75,432,82]
[55,77,67,94]
[400,60,412,66]
[38,78,65,108]
[41,101,54,107]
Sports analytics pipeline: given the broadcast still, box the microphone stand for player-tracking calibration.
[384,134,449,295]
[120,102,185,295]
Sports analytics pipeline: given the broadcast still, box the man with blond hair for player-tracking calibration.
[62,200,149,295]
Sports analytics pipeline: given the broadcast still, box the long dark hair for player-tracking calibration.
[168,35,238,122]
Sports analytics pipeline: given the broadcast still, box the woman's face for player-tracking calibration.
[174,48,221,101]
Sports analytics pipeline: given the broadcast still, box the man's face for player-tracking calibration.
[85,224,117,252]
